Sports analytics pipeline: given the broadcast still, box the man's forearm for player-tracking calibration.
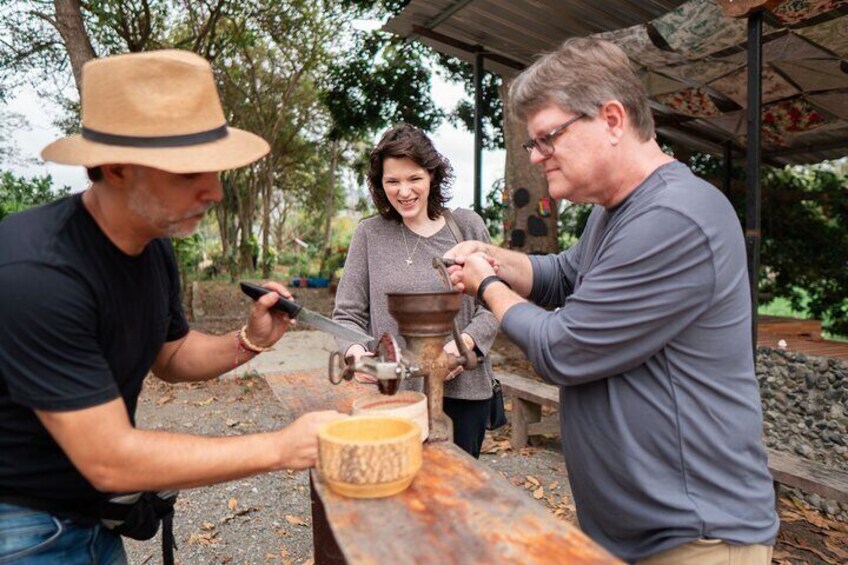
[96,427,285,492]
[154,330,257,383]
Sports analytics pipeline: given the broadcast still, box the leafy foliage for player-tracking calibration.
[0,171,70,221]
[480,179,506,242]
[322,31,443,140]
[435,54,504,149]
[759,166,848,336]
[691,154,848,336]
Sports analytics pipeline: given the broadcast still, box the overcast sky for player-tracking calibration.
[4,73,505,211]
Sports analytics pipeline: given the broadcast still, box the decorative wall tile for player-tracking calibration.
[652,0,748,58]
[797,15,848,56]
[596,25,688,68]
[762,98,830,145]
[772,0,846,26]
[656,60,742,84]
[808,91,848,118]
[773,59,848,91]
[655,87,723,117]
[709,66,801,106]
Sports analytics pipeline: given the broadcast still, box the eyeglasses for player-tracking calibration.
[522,113,586,156]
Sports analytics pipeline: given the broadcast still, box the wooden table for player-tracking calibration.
[310,442,621,564]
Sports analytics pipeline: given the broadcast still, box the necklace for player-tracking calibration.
[400,224,421,266]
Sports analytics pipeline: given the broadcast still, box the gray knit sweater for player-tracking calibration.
[332,208,497,400]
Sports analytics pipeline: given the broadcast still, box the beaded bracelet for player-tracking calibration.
[238,325,273,353]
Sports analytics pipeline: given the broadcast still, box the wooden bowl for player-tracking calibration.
[351,391,429,442]
[318,416,422,499]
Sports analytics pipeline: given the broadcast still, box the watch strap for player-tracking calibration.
[476,275,510,309]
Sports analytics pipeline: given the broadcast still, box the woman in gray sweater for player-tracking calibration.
[332,124,498,458]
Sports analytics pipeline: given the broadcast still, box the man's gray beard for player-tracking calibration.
[128,189,207,239]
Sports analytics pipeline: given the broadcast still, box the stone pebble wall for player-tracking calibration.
[757,348,847,521]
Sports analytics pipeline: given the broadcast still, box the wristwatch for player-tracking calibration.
[476,275,511,309]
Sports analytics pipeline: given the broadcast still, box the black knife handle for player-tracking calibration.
[239,282,302,317]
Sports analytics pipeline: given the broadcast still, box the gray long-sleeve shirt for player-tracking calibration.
[333,209,497,400]
[502,161,778,562]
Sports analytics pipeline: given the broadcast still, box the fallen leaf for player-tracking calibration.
[188,531,220,545]
[781,537,834,562]
[533,486,544,499]
[201,521,216,531]
[220,505,259,525]
[799,506,838,530]
[525,475,540,487]
[156,395,175,406]
[228,497,238,511]
[285,515,308,527]
[548,481,559,490]
[824,538,848,561]
[770,549,792,560]
[788,497,808,512]
[481,438,512,454]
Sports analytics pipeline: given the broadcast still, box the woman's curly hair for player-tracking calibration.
[367,124,454,222]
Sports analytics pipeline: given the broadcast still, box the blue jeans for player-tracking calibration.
[0,503,126,564]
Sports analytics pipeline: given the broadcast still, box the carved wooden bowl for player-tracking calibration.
[318,416,423,499]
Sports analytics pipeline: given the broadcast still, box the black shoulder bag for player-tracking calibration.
[442,208,508,431]
[100,491,179,565]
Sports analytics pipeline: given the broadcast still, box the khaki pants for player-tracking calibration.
[637,538,773,565]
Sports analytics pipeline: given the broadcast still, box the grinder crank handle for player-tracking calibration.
[431,258,482,371]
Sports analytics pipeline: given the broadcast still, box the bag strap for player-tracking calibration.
[442,208,465,243]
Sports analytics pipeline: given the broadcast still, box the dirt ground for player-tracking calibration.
[120,281,848,564]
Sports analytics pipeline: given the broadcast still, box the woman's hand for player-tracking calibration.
[443,333,475,380]
[345,344,377,384]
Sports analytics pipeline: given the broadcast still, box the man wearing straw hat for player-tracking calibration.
[0,50,344,563]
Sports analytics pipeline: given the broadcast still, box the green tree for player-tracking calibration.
[691,154,848,336]
[0,171,70,221]
[1,0,345,283]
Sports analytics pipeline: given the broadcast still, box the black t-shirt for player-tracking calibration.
[0,193,189,503]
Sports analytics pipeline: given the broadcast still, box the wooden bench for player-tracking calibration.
[497,372,848,506]
[497,371,560,450]
[766,448,848,505]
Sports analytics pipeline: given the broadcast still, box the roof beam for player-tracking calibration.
[764,138,848,158]
[411,24,525,70]
[425,0,477,29]
[715,0,782,18]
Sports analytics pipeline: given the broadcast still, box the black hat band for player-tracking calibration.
[81,124,228,148]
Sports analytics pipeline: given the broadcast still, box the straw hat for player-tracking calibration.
[42,50,270,173]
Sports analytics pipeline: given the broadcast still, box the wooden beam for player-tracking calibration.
[410,24,525,70]
[715,0,782,18]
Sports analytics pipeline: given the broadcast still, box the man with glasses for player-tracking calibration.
[445,37,777,564]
